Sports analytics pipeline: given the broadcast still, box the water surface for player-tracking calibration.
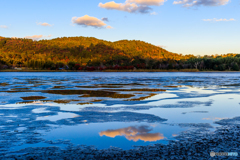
[0,72,239,150]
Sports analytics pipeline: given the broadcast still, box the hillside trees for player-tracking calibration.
[0,36,239,71]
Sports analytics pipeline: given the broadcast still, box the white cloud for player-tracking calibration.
[0,25,8,29]
[72,15,112,28]
[99,1,140,13]
[24,35,52,41]
[127,0,165,6]
[150,11,158,15]
[203,18,236,22]
[173,0,230,7]
[37,22,52,26]
[99,0,166,14]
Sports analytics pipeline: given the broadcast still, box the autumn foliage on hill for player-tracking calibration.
[0,36,239,71]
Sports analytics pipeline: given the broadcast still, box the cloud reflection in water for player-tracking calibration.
[99,125,164,142]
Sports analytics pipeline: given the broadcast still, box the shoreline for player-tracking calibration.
[0,69,240,72]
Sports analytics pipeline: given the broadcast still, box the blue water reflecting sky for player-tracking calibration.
[0,72,239,150]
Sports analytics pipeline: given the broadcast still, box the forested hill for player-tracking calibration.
[0,36,239,71]
[0,36,193,66]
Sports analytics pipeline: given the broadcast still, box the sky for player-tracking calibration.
[0,0,239,55]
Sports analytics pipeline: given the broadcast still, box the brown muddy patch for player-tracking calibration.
[76,86,98,88]
[0,83,10,86]
[55,82,63,85]
[11,88,30,91]
[20,96,47,100]
[44,90,134,99]
[100,85,124,88]
[107,89,166,92]
[16,101,35,104]
[76,83,146,88]
[26,80,47,84]
[53,100,71,104]
[52,86,66,89]
[179,80,204,83]
[91,99,103,102]
[32,84,46,87]
[79,94,91,97]
[72,81,91,83]
[17,99,81,104]
[127,94,157,101]
[77,102,93,105]
[2,90,36,93]
[13,82,28,84]
[105,83,145,86]
[224,84,240,86]
[163,86,179,88]
[53,99,80,104]
[76,85,123,88]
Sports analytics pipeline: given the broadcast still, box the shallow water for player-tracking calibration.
[0,72,240,151]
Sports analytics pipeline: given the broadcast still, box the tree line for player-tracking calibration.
[0,36,239,71]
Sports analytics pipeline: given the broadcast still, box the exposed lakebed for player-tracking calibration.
[0,72,240,158]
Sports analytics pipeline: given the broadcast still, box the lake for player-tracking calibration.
[0,72,240,152]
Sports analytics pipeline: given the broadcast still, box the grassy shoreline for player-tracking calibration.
[0,69,240,72]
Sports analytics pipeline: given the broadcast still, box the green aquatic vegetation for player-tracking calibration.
[20,96,47,100]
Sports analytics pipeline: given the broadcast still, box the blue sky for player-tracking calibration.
[0,0,239,55]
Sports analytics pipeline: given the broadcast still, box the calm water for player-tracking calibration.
[0,72,239,150]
